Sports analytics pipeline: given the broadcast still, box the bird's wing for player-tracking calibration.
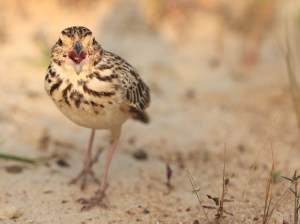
[105,51,150,113]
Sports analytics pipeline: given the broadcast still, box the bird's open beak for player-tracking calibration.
[67,41,88,75]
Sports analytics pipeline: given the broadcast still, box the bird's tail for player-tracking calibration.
[132,112,150,124]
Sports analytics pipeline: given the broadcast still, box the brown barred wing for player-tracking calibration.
[117,63,150,113]
[103,51,150,114]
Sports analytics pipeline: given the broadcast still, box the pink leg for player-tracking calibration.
[97,140,116,196]
[87,129,95,159]
[69,129,104,190]
[77,127,121,211]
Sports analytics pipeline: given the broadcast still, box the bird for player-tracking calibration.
[44,26,150,210]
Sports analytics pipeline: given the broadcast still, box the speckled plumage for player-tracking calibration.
[45,26,150,131]
[45,26,150,209]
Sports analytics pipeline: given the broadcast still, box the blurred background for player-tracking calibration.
[1,0,300,222]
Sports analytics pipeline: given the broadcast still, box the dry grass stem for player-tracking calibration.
[220,142,227,222]
[262,144,280,223]
[166,164,173,190]
[281,12,300,133]
[200,143,233,223]
[186,169,211,224]
[230,117,277,224]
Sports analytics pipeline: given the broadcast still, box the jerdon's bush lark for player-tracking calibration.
[44,26,150,210]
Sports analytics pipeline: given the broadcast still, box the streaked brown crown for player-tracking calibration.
[61,26,92,39]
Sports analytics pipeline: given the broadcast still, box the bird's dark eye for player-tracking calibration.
[92,38,96,45]
[58,38,63,46]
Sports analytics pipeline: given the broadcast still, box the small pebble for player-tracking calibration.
[56,159,69,167]
[238,144,245,152]
[125,210,135,215]
[43,190,53,194]
[61,200,68,204]
[5,166,23,174]
[133,149,148,160]
[185,89,195,99]
[209,58,220,68]
[143,209,150,214]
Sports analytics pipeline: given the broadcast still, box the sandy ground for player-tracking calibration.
[0,0,300,223]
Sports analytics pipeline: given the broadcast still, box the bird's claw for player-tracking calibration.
[76,190,107,211]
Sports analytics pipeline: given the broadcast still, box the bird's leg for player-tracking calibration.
[77,127,121,211]
[69,129,104,190]
[96,140,116,195]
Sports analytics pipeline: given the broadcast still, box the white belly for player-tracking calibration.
[53,95,130,130]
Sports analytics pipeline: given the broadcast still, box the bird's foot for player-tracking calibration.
[68,147,104,190]
[76,188,107,211]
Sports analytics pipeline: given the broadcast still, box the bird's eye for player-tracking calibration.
[58,38,63,46]
[92,38,96,45]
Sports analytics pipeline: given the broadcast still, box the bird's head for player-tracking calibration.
[51,26,102,75]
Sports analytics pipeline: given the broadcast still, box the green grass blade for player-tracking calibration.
[0,153,48,164]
